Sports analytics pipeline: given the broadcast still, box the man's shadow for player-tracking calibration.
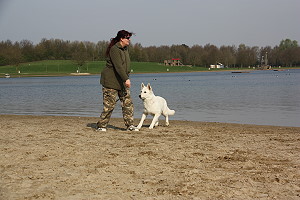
[86,123,126,131]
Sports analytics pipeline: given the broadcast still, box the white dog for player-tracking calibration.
[137,83,175,129]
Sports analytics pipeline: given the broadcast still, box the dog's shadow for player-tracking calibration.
[86,123,127,131]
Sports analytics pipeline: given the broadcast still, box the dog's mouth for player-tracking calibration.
[139,95,145,100]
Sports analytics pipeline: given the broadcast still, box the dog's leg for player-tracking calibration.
[165,115,169,126]
[149,114,160,129]
[137,113,147,129]
[154,121,159,127]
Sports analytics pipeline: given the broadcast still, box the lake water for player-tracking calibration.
[1,69,299,127]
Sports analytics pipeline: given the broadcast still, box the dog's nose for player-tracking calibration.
[139,95,141,99]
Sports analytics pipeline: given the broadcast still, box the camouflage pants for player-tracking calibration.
[97,87,134,128]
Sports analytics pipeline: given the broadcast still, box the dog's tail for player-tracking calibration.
[167,109,175,116]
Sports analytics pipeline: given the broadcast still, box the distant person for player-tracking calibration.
[96,30,138,131]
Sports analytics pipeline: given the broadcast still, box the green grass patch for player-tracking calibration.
[0,60,106,76]
[131,62,207,73]
[0,60,206,77]
[1,60,297,77]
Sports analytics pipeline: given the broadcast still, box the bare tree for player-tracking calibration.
[72,42,88,72]
[219,45,236,68]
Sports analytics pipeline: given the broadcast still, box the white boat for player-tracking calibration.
[5,74,10,78]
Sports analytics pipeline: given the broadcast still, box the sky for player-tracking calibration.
[0,0,299,47]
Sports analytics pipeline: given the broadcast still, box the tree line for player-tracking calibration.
[0,38,299,68]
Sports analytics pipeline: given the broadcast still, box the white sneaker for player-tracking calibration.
[96,127,107,132]
[127,125,139,131]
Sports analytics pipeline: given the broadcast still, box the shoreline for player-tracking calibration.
[1,114,299,128]
[2,67,299,78]
[1,114,300,199]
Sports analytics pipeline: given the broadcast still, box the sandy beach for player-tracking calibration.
[0,115,299,200]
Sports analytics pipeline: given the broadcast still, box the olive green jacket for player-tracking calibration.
[100,42,131,90]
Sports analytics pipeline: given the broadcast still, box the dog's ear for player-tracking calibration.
[147,83,152,91]
[141,83,145,88]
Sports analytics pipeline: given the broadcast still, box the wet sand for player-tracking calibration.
[0,115,299,199]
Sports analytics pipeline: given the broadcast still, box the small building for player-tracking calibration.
[164,58,183,66]
[210,63,224,69]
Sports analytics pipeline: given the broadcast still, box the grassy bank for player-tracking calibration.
[0,60,106,77]
[0,60,297,78]
[0,60,209,77]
